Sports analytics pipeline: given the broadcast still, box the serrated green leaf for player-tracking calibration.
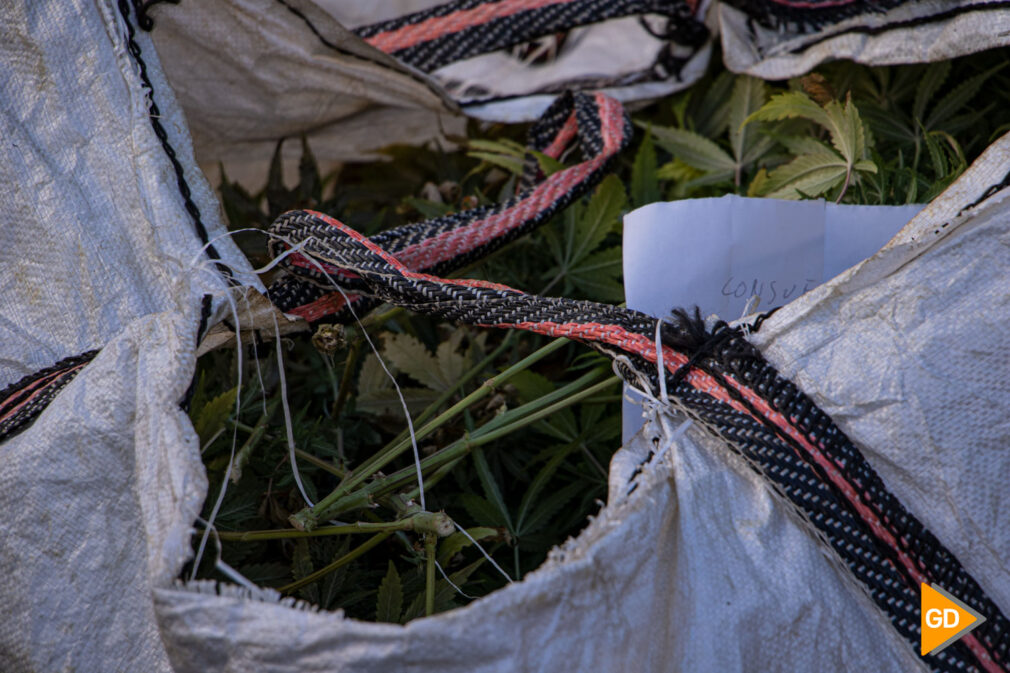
[401,558,484,622]
[858,102,915,144]
[822,98,862,165]
[355,387,439,419]
[571,175,626,265]
[567,247,624,303]
[317,538,351,610]
[508,370,555,403]
[382,332,466,393]
[459,493,507,527]
[693,70,735,138]
[853,159,878,173]
[729,76,768,170]
[437,527,500,566]
[356,352,391,394]
[237,562,291,588]
[630,132,660,207]
[517,443,578,534]
[292,539,318,603]
[777,135,835,158]
[532,150,566,177]
[194,386,238,448]
[925,63,1004,131]
[744,90,831,130]
[648,125,736,173]
[913,61,950,122]
[763,153,848,200]
[468,138,527,156]
[747,168,770,197]
[518,481,585,536]
[375,561,403,623]
[403,197,454,219]
[473,446,514,533]
[656,159,704,183]
[467,151,525,176]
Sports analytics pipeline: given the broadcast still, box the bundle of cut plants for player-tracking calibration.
[4,2,1010,673]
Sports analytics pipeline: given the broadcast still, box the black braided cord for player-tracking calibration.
[268,91,632,323]
[0,351,99,442]
[352,0,708,74]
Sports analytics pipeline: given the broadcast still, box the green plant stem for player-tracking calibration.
[324,369,607,516]
[358,305,406,330]
[330,373,617,518]
[208,511,452,542]
[332,338,362,419]
[279,532,391,594]
[386,331,518,450]
[229,397,279,483]
[291,337,569,531]
[424,533,436,617]
[294,448,346,479]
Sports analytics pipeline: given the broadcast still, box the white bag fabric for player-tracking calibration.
[2,1,1009,672]
[0,2,256,670]
[135,0,1010,180]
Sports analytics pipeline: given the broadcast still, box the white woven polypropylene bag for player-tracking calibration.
[0,1,257,670]
[2,2,1009,672]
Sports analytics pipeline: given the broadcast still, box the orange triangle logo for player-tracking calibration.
[921,583,986,656]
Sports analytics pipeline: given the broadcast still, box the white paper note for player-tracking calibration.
[621,195,924,440]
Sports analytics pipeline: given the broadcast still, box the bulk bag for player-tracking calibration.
[3,1,1010,672]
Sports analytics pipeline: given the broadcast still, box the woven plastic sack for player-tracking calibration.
[133,0,1010,180]
[3,2,1010,673]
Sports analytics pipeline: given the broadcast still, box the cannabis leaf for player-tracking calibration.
[375,561,403,623]
[355,353,438,418]
[192,385,238,449]
[646,76,774,188]
[467,138,565,177]
[381,332,467,393]
[744,91,877,201]
[437,527,501,566]
[541,174,626,300]
[630,131,660,207]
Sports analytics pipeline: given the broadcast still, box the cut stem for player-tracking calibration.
[424,533,436,617]
[278,531,391,594]
[209,511,453,542]
[291,337,570,531]
[326,372,617,518]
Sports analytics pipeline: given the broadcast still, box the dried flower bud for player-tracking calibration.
[311,324,345,355]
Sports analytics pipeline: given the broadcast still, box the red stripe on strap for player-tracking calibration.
[396,94,625,271]
[365,0,581,54]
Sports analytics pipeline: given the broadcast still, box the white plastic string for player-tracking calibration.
[655,417,693,463]
[289,231,427,511]
[435,560,475,599]
[195,516,259,592]
[189,228,426,510]
[453,521,513,584]
[189,279,244,580]
[740,294,761,323]
[270,306,314,507]
[654,318,668,405]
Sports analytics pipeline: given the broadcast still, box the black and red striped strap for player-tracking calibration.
[0,351,97,442]
[268,198,1010,672]
[267,91,632,322]
[352,0,707,74]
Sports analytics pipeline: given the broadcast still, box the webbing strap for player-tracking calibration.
[269,197,1010,672]
[0,351,98,442]
[352,0,707,74]
[268,91,632,322]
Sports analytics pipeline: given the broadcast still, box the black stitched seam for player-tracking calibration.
[117,0,236,284]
